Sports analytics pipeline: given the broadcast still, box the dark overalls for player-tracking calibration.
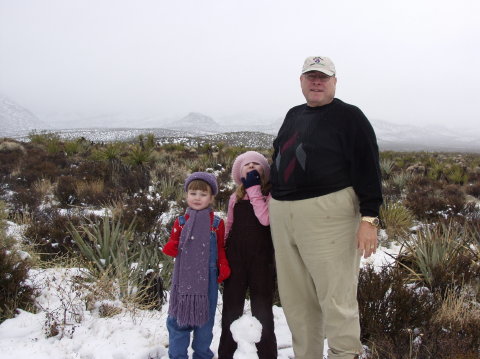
[218,200,277,358]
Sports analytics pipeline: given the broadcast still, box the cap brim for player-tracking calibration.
[302,69,335,76]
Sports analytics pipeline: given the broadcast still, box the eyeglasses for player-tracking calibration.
[303,73,334,82]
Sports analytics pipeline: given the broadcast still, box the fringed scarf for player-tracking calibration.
[168,207,211,327]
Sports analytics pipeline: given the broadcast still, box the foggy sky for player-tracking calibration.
[1,0,479,128]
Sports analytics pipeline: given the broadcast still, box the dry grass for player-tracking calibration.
[433,288,480,328]
[75,179,104,198]
[33,178,55,198]
[0,140,26,153]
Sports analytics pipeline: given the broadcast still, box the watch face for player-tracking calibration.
[372,217,380,226]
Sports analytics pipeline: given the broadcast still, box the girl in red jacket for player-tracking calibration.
[218,151,277,359]
[163,172,230,359]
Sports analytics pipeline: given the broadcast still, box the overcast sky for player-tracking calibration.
[1,0,479,128]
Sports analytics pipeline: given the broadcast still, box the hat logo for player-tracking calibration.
[313,57,323,63]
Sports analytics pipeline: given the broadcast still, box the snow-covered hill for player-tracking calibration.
[0,95,50,136]
[1,97,479,152]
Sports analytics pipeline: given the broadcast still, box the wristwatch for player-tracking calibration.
[361,216,380,227]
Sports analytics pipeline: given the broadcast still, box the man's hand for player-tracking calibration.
[356,221,378,258]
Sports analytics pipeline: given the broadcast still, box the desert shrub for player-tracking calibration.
[397,222,476,295]
[23,208,85,260]
[124,144,153,167]
[11,187,42,212]
[63,138,91,156]
[440,184,466,215]
[404,176,452,220]
[118,192,169,240]
[121,166,150,194]
[381,180,402,202]
[19,155,62,186]
[156,176,185,202]
[162,143,186,153]
[359,263,480,359]
[445,163,468,185]
[28,130,59,145]
[69,215,166,304]
[465,182,480,198]
[90,142,124,162]
[379,158,395,179]
[0,201,36,322]
[358,264,435,358]
[55,175,78,206]
[214,184,234,214]
[0,140,26,176]
[74,179,108,205]
[33,178,55,199]
[0,246,36,322]
[379,201,414,241]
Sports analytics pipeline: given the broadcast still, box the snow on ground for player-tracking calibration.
[0,218,400,358]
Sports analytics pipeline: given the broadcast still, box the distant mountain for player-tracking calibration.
[163,112,220,134]
[1,101,479,152]
[0,95,50,137]
[371,120,480,152]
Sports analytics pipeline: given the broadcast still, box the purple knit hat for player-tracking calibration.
[184,172,218,195]
[231,151,270,185]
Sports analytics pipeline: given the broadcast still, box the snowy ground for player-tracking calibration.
[0,223,397,359]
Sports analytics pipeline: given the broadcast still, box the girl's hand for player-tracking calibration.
[241,169,261,188]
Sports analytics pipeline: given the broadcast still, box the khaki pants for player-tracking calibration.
[269,187,363,359]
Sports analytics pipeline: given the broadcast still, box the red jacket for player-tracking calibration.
[162,211,231,283]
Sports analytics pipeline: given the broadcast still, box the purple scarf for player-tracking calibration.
[168,207,211,327]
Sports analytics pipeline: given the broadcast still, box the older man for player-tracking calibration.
[269,56,383,359]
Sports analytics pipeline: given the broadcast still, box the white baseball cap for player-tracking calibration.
[301,56,336,76]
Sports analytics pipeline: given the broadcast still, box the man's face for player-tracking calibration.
[300,71,337,107]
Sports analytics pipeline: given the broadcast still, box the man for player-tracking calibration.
[269,56,382,359]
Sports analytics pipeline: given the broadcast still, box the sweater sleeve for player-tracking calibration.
[347,108,383,217]
[245,185,270,226]
[162,218,182,257]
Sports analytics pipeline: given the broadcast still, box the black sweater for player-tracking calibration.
[270,98,383,217]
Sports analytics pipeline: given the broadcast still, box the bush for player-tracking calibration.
[23,208,85,260]
[398,222,476,295]
[465,182,480,198]
[69,215,166,305]
[0,201,36,322]
[358,264,435,358]
[119,192,169,239]
[379,200,414,241]
[55,176,78,206]
[359,263,480,359]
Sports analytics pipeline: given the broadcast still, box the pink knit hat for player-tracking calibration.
[231,151,270,185]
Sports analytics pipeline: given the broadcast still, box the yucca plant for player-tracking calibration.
[391,171,413,191]
[68,215,167,303]
[379,200,414,241]
[91,142,123,162]
[398,222,467,290]
[379,158,395,179]
[157,176,185,202]
[69,215,135,273]
[125,144,153,167]
[446,164,468,185]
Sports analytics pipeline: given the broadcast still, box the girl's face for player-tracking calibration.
[241,162,264,179]
[186,188,214,210]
